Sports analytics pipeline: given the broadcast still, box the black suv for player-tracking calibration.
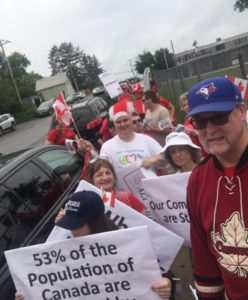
[0,145,82,300]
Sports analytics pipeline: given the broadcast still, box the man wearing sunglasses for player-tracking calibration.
[186,77,248,300]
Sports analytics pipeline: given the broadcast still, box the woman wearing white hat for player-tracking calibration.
[161,132,202,173]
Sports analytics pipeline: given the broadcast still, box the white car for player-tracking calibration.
[0,113,16,136]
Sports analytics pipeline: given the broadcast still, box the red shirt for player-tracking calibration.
[118,93,131,102]
[133,98,145,115]
[98,118,112,141]
[47,127,75,146]
[187,150,248,300]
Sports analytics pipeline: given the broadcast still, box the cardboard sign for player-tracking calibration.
[5,227,162,300]
[142,172,191,246]
[99,72,122,98]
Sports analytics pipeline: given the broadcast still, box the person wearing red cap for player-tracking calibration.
[100,101,167,180]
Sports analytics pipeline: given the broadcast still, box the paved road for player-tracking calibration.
[0,116,52,154]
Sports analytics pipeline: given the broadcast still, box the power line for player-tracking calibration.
[0,39,23,106]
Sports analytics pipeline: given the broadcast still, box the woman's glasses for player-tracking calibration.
[190,110,232,130]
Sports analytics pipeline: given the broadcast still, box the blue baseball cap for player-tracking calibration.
[187,77,242,117]
[56,190,105,230]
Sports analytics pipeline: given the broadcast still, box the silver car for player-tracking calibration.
[0,114,16,136]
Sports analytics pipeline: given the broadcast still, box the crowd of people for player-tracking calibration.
[16,76,248,300]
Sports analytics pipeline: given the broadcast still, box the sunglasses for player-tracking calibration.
[190,110,232,130]
[132,119,142,124]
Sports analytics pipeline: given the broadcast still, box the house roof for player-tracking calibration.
[35,72,68,91]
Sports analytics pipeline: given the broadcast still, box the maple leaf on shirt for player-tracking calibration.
[211,212,248,278]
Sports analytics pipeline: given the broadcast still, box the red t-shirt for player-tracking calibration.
[133,98,145,115]
[47,127,75,146]
[118,93,131,102]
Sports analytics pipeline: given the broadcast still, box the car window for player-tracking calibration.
[0,150,80,259]
[37,148,81,181]
[1,115,8,121]
[0,163,57,264]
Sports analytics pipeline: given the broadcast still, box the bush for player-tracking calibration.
[14,103,36,123]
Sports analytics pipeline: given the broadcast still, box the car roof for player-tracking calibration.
[0,145,67,180]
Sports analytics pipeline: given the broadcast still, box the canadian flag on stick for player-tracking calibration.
[227,76,248,101]
[53,93,72,126]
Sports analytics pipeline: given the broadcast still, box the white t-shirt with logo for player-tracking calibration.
[100,133,162,176]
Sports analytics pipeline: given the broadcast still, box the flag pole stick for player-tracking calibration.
[60,92,82,139]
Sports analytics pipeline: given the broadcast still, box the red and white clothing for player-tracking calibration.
[187,148,248,300]
[115,191,145,213]
[46,127,75,146]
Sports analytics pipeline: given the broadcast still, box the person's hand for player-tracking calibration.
[151,277,172,299]
[55,208,65,223]
[15,292,24,300]
[76,138,94,152]
[141,158,154,169]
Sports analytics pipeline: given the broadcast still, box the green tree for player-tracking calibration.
[0,52,42,114]
[154,48,175,70]
[135,51,154,74]
[48,42,103,91]
[234,0,248,11]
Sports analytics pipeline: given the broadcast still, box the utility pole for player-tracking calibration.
[0,39,23,106]
[163,48,169,69]
[128,59,136,78]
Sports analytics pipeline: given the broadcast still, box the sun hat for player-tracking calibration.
[160,132,201,154]
[109,100,134,122]
[187,77,242,117]
[55,191,105,230]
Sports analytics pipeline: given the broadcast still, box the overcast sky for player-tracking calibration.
[1,0,248,81]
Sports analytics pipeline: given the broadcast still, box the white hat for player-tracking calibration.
[161,132,201,154]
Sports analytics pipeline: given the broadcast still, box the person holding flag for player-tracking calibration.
[45,92,77,146]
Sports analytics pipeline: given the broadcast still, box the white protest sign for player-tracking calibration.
[142,172,191,246]
[5,226,162,300]
[47,180,184,273]
[116,164,157,219]
[99,72,122,98]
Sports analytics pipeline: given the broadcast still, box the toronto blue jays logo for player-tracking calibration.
[196,82,217,99]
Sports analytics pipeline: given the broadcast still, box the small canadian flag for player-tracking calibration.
[101,190,116,208]
[53,93,72,126]
[227,76,248,101]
